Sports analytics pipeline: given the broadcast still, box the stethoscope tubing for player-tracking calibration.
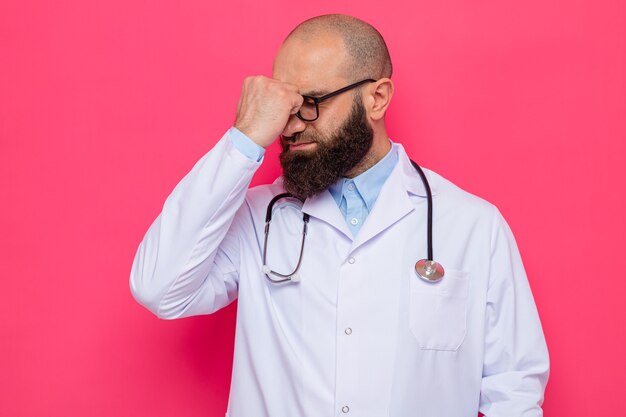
[263,193,309,282]
[410,160,434,261]
[262,160,443,283]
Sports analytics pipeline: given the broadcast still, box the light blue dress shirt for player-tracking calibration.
[229,127,398,235]
[327,146,397,235]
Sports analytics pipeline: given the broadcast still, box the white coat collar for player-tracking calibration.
[394,142,438,198]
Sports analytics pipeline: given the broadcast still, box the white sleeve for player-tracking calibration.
[129,130,262,319]
[479,210,550,416]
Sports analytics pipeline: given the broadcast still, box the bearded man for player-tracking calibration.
[130,14,549,417]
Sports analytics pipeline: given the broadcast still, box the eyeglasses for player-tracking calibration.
[295,79,376,122]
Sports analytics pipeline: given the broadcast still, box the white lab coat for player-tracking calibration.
[130,130,549,417]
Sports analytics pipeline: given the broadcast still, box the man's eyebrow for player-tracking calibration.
[301,89,330,97]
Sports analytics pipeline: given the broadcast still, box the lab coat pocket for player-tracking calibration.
[409,269,469,351]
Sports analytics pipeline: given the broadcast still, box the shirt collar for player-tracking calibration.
[328,142,398,211]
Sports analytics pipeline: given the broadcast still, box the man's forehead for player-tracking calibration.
[272,34,349,93]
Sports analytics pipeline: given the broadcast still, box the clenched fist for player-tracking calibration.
[234,76,304,148]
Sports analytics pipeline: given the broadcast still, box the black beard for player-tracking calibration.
[279,97,374,200]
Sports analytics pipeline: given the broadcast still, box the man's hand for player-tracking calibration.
[234,76,303,148]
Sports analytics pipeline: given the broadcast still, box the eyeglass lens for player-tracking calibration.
[297,97,318,121]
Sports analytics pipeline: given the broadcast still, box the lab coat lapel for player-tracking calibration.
[349,161,413,252]
[302,189,353,239]
[350,144,435,252]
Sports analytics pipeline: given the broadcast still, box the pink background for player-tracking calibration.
[2,0,625,416]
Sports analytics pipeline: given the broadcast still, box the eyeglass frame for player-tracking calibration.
[295,78,377,122]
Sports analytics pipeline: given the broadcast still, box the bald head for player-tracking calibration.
[284,14,392,81]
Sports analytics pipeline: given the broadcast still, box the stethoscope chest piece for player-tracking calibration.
[415,259,445,282]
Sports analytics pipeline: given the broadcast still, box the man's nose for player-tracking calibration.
[281,114,307,138]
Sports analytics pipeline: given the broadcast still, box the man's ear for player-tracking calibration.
[365,78,394,121]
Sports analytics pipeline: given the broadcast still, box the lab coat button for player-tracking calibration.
[342,406,350,413]
[348,257,355,264]
[344,327,352,335]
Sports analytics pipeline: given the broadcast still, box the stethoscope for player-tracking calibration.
[261,160,445,284]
